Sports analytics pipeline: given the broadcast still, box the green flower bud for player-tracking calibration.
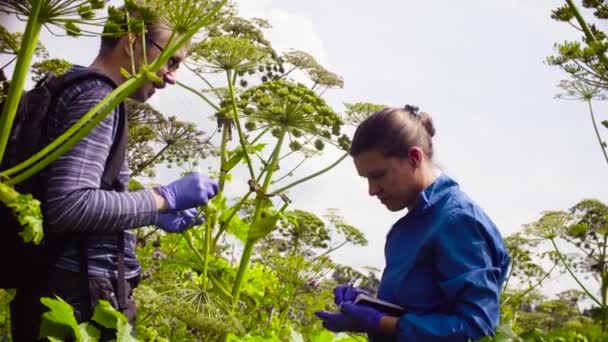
[314,139,325,151]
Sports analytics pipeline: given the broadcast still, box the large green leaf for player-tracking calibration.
[0,182,44,244]
[219,207,250,243]
[310,330,337,342]
[90,300,137,342]
[39,296,81,341]
[78,323,101,342]
[248,209,280,241]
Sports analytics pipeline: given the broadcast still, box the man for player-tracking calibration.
[10,8,218,341]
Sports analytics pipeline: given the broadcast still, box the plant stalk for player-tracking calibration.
[0,0,44,164]
[226,69,255,180]
[551,238,604,307]
[218,122,231,191]
[565,0,608,69]
[586,100,608,169]
[271,152,348,194]
[231,128,287,306]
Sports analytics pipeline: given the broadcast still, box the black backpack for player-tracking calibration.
[0,69,128,292]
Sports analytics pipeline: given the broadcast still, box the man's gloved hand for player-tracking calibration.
[315,302,383,333]
[155,208,203,233]
[333,285,368,306]
[155,172,219,211]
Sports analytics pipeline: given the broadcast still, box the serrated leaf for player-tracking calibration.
[219,208,249,243]
[39,296,81,341]
[91,300,137,341]
[224,151,244,172]
[79,322,101,342]
[0,183,43,244]
[115,320,138,342]
[603,120,608,129]
[310,330,336,342]
[248,210,281,241]
[91,300,128,328]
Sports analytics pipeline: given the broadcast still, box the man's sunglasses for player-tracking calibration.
[147,38,180,72]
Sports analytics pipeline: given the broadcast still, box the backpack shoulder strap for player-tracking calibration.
[45,70,128,191]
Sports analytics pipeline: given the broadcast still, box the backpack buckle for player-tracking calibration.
[36,72,56,88]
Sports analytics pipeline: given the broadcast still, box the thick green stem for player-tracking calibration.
[3,77,146,185]
[551,238,604,307]
[231,128,287,306]
[586,100,608,169]
[0,1,43,164]
[176,81,219,111]
[183,230,206,270]
[1,0,226,183]
[202,214,213,289]
[278,291,296,327]
[226,69,255,180]
[212,191,253,252]
[602,234,608,332]
[218,123,231,191]
[260,128,287,192]
[208,272,233,301]
[565,0,608,69]
[271,152,348,194]
[231,239,255,307]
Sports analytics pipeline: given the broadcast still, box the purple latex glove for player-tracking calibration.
[155,208,203,233]
[315,302,383,333]
[334,285,368,306]
[155,172,219,211]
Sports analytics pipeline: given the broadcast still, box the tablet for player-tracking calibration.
[353,294,406,316]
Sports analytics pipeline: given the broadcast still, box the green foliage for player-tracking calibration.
[282,50,343,89]
[125,99,212,177]
[39,297,135,342]
[0,182,43,244]
[0,1,109,38]
[342,102,387,127]
[0,26,49,58]
[234,80,347,152]
[31,58,72,82]
[39,296,89,341]
[189,35,272,73]
[524,211,569,239]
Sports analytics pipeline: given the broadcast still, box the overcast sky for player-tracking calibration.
[3,0,608,296]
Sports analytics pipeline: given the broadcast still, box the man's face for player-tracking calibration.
[353,148,422,212]
[130,28,187,102]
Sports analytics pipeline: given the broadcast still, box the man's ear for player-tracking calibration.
[121,33,135,58]
[408,147,423,167]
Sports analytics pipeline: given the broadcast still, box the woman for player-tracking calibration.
[315,106,510,341]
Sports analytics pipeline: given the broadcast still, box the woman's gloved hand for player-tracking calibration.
[333,284,368,305]
[315,302,383,333]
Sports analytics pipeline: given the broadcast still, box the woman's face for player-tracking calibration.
[353,148,424,212]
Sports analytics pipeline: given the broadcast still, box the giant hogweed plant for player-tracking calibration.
[179,23,353,307]
[126,14,367,339]
[548,0,608,173]
[0,0,226,244]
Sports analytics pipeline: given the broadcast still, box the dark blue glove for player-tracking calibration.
[334,285,368,306]
[155,208,203,233]
[155,172,219,211]
[315,302,383,333]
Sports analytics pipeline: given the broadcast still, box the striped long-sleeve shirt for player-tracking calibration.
[45,66,158,279]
